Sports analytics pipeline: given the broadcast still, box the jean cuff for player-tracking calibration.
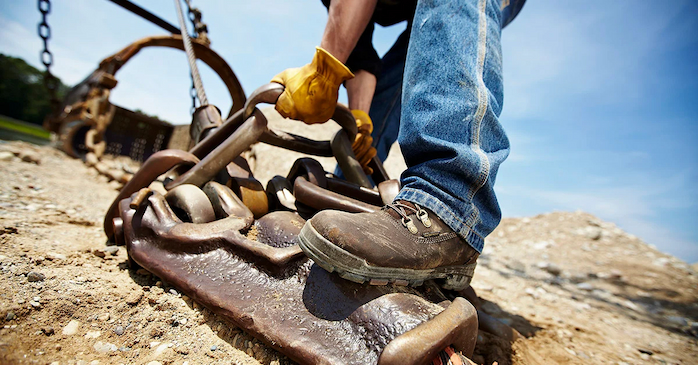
[395,187,485,253]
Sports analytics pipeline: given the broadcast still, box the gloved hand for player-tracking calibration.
[271,47,354,124]
[350,109,377,175]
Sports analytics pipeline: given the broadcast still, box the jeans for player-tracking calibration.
[370,0,509,253]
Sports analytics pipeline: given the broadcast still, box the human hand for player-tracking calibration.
[271,47,354,124]
[350,109,377,175]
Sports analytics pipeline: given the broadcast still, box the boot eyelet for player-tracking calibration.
[417,210,432,228]
[402,217,418,235]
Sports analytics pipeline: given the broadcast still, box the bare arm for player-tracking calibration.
[320,0,378,113]
[320,0,378,63]
[345,70,377,112]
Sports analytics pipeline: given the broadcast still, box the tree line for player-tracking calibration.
[0,53,69,125]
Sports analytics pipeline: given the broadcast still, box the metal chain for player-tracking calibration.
[38,0,60,113]
[190,74,198,114]
[184,0,209,42]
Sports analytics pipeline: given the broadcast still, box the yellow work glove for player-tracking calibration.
[351,109,377,175]
[271,47,354,124]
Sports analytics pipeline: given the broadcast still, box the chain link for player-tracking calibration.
[38,0,60,113]
[190,74,198,115]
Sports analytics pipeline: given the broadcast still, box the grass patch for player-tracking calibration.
[0,116,50,140]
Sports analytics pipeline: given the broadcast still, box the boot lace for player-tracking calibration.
[386,201,432,235]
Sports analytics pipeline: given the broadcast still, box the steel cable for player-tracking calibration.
[173,0,208,106]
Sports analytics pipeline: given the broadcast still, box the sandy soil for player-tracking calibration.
[0,115,696,364]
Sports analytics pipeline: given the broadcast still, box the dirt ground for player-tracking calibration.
[0,114,697,364]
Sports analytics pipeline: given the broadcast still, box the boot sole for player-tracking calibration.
[298,220,476,290]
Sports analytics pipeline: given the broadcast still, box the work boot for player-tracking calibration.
[298,200,479,290]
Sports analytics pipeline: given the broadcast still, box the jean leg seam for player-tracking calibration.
[465,0,493,227]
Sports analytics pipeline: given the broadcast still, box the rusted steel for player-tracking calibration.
[369,155,390,184]
[189,104,223,147]
[287,157,327,188]
[166,109,267,189]
[98,35,245,118]
[379,297,478,363]
[226,177,269,219]
[243,83,358,156]
[118,191,478,364]
[104,149,199,241]
[202,181,254,225]
[259,129,333,157]
[112,217,124,246]
[377,179,401,205]
[331,129,372,188]
[294,177,379,214]
[165,184,217,223]
[226,156,253,179]
[188,109,244,159]
[325,177,383,206]
[458,285,481,310]
[243,83,285,120]
[266,176,297,211]
[129,188,153,209]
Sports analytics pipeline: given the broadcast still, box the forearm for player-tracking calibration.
[320,0,377,63]
[345,70,377,113]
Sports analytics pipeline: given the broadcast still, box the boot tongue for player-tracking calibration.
[385,200,417,220]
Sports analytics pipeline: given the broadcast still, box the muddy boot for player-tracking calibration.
[298,200,479,290]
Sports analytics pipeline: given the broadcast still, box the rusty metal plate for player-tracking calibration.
[119,192,477,364]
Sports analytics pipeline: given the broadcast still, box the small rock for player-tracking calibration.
[576,282,594,291]
[125,290,143,306]
[537,262,562,276]
[46,252,66,261]
[84,330,101,339]
[19,151,41,164]
[93,341,117,353]
[169,288,178,296]
[146,362,162,365]
[211,345,218,351]
[0,151,14,161]
[152,343,173,357]
[42,326,54,336]
[62,320,80,335]
[103,246,119,256]
[5,311,16,321]
[92,249,106,258]
[638,348,653,355]
[665,316,688,327]
[27,271,45,282]
[114,326,124,336]
[584,226,602,240]
[30,301,41,308]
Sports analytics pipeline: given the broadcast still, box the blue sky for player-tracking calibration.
[0,1,696,262]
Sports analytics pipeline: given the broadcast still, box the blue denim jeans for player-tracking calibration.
[370,0,509,253]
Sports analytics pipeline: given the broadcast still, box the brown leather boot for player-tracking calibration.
[298,200,479,290]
